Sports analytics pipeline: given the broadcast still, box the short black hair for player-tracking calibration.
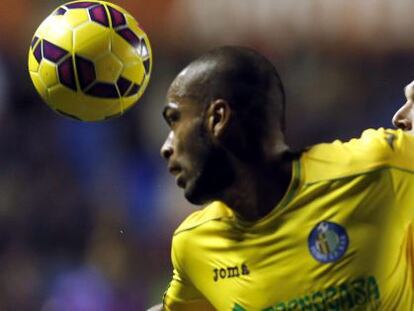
[183,46,286,133]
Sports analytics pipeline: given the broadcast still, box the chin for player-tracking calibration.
[183,182,211,205]
[184,192,207,205]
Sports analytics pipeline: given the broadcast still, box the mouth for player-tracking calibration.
[168,165,181,176]
[168,165,186,188]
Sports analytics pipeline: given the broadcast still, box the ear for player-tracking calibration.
[206,99,231,139]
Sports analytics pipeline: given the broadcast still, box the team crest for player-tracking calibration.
[308,221,349,263]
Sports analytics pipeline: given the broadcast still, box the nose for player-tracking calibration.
[160,131,174,159]
[392,103,412,131]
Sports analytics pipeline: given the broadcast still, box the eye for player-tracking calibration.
[164,109,180,127]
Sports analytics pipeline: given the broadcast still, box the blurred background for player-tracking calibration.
[0,0,413,310]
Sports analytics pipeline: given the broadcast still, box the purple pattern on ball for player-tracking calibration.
[58,57,77,91]
[43,40,68,62]
[116,28,140,48]
[31,36,39,49]
[66,2,97,9]
[89,5,109,27]
[54,7,67,15]
[126,83,140,96]
[87,82,119,98]
[108,7,126,27]
[75,56,96,90]
[143,59,150,74]
[33,42,42,63]
[116,76,131,96]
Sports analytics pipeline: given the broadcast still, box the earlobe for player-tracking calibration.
[207,99,231,139]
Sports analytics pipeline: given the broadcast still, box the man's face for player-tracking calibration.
[160,87,233,205]
[392,81,414,134]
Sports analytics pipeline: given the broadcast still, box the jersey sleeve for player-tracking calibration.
[163,235,215,311]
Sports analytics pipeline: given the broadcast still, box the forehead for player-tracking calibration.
[166,72,202,111]
[167,68,192,99]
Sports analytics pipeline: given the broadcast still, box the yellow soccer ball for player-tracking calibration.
[28,1,152,121]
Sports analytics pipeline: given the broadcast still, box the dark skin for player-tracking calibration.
[160,52,292,222]
[149,47,293,311]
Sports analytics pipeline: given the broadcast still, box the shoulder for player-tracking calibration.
[174,201,234,236]
[171,202,234,266]
[302,128,414,183]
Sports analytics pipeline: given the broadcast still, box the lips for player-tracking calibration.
[168,165,181,176]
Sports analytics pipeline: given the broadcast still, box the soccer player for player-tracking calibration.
[154,46,414,311]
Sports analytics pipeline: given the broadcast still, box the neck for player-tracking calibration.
[221,149,295,222]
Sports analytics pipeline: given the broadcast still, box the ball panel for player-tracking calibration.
[48,84,120,121]
[58,57,77,91]
[43,40,68,62]
[110,32,140,65]
[74,55,96,90]
[33,42,43,63]
[53,7,67,16]
[86,82,118,98]
[143,58,150,75]
[31,36,39,49]
[125,14,147,38]
[121,62,145,85]
[126,83,140,97]
[36,16,73,52]
[120,93,139,112]
[65,1,99,9]
[47,84,86,117]
[28,49,40,72]
[136,39,150,60]
[73,22,111,55]
[103,2,132,16]
[74,23,110,58]
[116,76,132,96]
[84,100,121,121]
[122,19,152,77]
[107,6,126,28]
[39,60,59,88]
[116,28,140,49]
[29,72,49,100]
[94,52,123,83]
[63,7,90,29]
[89,5,109,27]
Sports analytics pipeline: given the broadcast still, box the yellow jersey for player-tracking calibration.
[163,128,414,311]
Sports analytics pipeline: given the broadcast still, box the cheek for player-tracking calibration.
[176,123,208,166]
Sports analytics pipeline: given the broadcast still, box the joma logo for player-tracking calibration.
[213,263,250,282]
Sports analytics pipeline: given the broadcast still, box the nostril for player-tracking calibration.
[395,119,411,131]
[161,147,173,159]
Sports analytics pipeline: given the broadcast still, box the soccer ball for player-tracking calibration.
[28,1,152,121]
